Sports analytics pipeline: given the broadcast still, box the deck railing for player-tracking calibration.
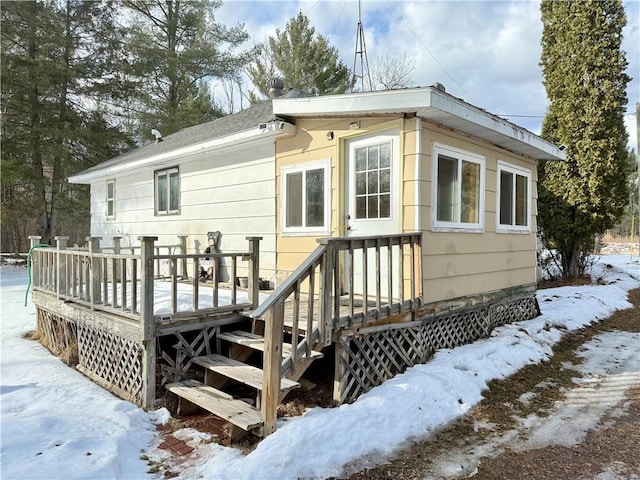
[28,235,261,326]
[101,235,189,280]
[252,232,422,435]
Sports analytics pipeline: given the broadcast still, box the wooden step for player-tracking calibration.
[165,379,263,431]
[218,330,323,360]
[191,354,300,393]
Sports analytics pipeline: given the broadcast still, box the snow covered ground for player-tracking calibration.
[1,255,638,480]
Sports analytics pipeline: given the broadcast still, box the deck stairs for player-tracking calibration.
[165,313,324,436]
[164,234,422,437]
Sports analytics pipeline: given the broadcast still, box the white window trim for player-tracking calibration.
[281,158,331,236]
[496,160,532,234]
[155,167,180,216]
[431,143,485,232]
[106,179,115,220]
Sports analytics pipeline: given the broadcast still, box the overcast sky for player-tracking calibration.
[216,0,639,151]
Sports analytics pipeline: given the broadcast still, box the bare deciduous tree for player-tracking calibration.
[370,53,416,91]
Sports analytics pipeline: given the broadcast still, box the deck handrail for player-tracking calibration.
[29,236,262,329]
[255,243,327,436]
[250,244,326,320]
[255,232,422,436]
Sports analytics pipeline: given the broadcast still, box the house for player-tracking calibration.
[68,90,306,284]
[31,84,565,439]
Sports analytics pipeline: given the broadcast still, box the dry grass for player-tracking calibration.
[602,233,637,244]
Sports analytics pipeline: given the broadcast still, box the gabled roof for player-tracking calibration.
[69,91,306,183]
[273,86,566,162]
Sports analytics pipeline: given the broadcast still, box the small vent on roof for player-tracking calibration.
[429,82,446,93]
[151,129,163,143]
[268,77,284,99]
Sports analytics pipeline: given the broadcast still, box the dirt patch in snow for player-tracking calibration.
[347,288,640,480]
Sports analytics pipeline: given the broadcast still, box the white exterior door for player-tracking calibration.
[345,130,400,298]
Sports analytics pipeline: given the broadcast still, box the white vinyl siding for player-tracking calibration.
[87,149,277,284]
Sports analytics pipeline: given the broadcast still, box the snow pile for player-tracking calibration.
[0,266,171,480]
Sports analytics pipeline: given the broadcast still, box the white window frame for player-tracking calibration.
[496,161,532,233]
[431,143,485,232]
[281,159,331,235]
[155,167,180,216]
[106,179,115,220]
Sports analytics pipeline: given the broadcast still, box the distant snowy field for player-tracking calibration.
[1,255,638,480]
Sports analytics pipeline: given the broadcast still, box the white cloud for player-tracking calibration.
[216,0,639,143]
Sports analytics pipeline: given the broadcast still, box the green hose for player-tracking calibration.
[24,243,51,306]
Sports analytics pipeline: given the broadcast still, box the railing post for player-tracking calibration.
[55,236,69,298]
[139,236,158,409]
[178,235,188,279]
[113,236,121,282]
[87,236,102,306]
[318,238,334,347]
[261,298,284,436]
[29,236,42,288]
[246,236,262,309]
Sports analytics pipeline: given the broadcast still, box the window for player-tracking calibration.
[282,160,330,234]
[432,144,485,231]
[155,167,180,215]
[497,161,531,232]
[354,141,391,219]
[106,180,115,219]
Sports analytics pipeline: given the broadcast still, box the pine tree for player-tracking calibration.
[1,0,132,249]
[123,0,251,140]
[247,11,351,99]
[538,0,631,278]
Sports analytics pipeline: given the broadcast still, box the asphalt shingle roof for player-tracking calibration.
[74,90,307,178]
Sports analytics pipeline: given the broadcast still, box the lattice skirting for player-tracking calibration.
[335,295,538,405]
[37,308,77,359]
[36,307,144,405]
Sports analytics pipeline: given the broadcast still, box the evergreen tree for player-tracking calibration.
[123,0,251,140]
[247,11,351,99]
[608,150,639,238]
[1,0,133,249]
[538,0,631,278]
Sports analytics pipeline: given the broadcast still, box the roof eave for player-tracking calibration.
[273,87,566,162]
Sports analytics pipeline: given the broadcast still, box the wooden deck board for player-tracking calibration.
[218,331,323,359]
[191,354,300,392]
[166,379,263,431]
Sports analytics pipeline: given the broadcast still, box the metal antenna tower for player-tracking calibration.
[351,0,372,92]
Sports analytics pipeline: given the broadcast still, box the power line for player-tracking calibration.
[385,0,472,101]
[500,114,545,118]
[330,0,348,37]
[501,112,637,118]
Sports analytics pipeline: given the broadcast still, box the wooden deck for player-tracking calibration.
[29,232,424,438]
